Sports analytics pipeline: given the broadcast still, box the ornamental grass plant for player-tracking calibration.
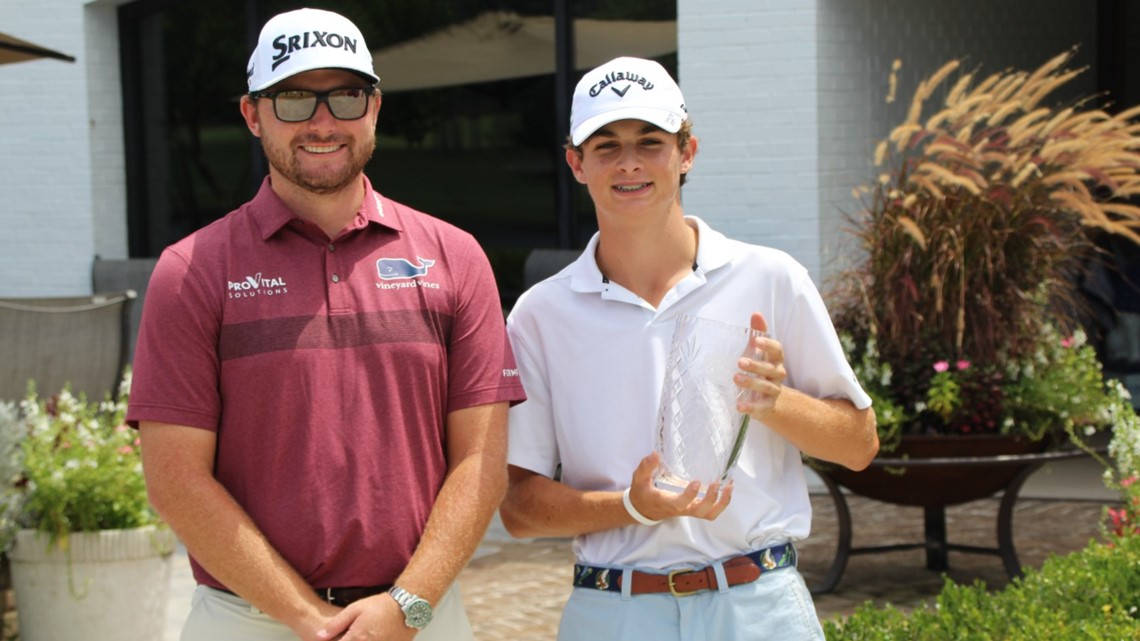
[0,371,158,547]
[832,49,1140,453]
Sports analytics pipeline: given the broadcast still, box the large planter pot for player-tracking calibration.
[8,525,176,641]
[823,434,1049,507]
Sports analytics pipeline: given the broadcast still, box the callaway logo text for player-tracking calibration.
[589,71,654,98]
[271,31,359,71]
[227,272,289,299]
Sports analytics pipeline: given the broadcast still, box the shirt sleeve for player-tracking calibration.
[778,264,872,409]
[504,306,561,478]
[444,235,527,413]
[126,247,223,430]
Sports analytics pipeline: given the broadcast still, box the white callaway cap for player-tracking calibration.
[246,8,379,92]
[569,56,687,146]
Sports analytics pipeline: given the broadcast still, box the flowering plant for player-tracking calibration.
[0,371,158,547]
[831,50,1140,453]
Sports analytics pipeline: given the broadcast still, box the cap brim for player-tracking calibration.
[570,107,683,146]
[250,64,380,92]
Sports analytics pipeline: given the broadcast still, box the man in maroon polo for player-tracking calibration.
[127,8,524,641]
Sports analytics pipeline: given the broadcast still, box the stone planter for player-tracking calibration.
[8,525,176,641]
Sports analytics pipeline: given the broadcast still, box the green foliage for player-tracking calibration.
[0,371,157,546]
[831,51,1140,447]
[825,535,1140,641]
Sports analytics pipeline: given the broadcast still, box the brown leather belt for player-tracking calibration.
[217,584,390,607]
[572,542,796,596]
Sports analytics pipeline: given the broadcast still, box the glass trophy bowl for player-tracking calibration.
[655,314,766,494]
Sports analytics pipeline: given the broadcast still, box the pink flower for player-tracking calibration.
[1122,476,1138,488]
[933,361,950,373]
[114,424,129,433]
[956,360,971,371]
[117,445,133,455]
[1061,336,1074,348]
[133,437,141,446]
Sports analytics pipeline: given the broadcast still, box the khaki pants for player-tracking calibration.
[181,584,473,641]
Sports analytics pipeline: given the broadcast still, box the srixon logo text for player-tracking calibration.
[272,31,359,71]
[227,273,288,299]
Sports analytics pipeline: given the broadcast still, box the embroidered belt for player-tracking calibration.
[572,542,795,597]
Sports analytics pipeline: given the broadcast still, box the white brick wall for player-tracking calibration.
[678,0,824,279]
[0,0,128,297]
[815,0,1097,284]
[680,0,1097,287]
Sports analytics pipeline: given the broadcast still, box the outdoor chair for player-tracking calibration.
[0,290,136,402]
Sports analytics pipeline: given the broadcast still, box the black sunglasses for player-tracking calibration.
[249,85,377,122]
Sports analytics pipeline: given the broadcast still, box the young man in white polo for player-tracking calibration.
[500,56,879,640]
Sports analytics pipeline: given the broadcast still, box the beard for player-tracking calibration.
[261,130,376,195]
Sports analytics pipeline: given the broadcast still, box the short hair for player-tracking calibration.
[565,119,694,187]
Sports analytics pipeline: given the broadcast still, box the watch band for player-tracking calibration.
[387,585,433,630]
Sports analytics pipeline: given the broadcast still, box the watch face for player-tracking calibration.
[406,599,432,629]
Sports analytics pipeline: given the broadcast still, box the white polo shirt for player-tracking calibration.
[506,216,871,570]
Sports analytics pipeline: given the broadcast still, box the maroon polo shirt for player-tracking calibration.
[128,176,525,590]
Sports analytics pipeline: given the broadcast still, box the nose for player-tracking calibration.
[615,144,642,173]
[304,99,338,132]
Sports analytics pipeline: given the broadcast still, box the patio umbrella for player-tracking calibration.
[371,11,675,92]
[0,31,75,65]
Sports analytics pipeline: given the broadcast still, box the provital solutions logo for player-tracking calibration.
[270,31,360,71]
[589,71,654,98]
[227,273,288,299]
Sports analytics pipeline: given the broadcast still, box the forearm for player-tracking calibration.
[500,469,631,539]
[754,387,878,470]
[393,453,507,603]
[393,402,512,605]
[150,473,334,630]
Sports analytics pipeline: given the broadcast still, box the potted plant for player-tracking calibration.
[0,370,175,641]
[823,49,1140,505]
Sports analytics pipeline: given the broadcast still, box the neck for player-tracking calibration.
[595,205,698,308]
[268,171,366,239]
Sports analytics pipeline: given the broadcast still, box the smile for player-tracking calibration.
[301,143,342,154]
[613,183,650,193]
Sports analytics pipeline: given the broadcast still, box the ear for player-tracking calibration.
[369,91,382,129]
[240,95,262,138]
[565,148,587,184]
[679,134,698,175]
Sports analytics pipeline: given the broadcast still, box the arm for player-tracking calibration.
[500,454,733,539]
[318,401,512,641]
[734,312,879,471]
[139,422,339,641]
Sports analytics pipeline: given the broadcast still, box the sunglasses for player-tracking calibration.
[249,85,377,122]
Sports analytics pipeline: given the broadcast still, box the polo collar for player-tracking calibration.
[568,215,736,294]
[250,175,402,241]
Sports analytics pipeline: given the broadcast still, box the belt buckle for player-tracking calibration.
[667,568,699,597]
[322,587,336,604]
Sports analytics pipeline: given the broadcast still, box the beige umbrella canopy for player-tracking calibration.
[0,31,75,65]
[371,11,675,92]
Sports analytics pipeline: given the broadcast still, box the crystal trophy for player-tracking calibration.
[655,314,766,493]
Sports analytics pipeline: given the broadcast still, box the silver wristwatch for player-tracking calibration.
[388,585,433,630]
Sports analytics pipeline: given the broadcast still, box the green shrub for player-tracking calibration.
[824,535,1140,640]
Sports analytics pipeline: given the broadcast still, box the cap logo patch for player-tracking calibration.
[589,71,654,98]
[271,31,359,71]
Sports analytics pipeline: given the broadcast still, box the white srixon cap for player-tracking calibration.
[246,8,379,92]
[569,56,687,146]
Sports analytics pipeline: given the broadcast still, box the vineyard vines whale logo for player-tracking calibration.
[377,257,435,280]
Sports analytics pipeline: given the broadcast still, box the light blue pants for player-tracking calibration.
[558,566,824,641]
